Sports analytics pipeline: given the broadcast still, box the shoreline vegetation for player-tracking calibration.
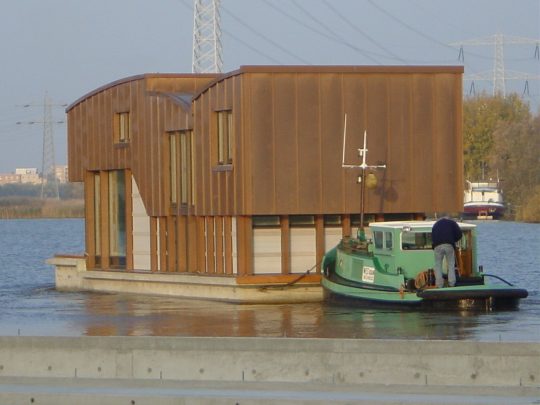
[0,183,84,219]
[0,197,84,219]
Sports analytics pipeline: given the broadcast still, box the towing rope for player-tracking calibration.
[483,273,515,286]
[258,261,322,291]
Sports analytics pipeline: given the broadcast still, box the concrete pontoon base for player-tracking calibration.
[0,336,538,404]
[48,256,323,303]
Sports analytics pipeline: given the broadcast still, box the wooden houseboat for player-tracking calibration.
[49,65,464,303]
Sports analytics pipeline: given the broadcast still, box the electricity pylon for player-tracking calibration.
[16,93,65,199]
[192,0,223,73]
[451,34,540,97]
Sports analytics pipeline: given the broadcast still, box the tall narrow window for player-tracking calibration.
[180,131,189,204]
[169,131,192,206]
[114,112,130,143]
[94,173,101,266]
[217,110,232,165]
[190,131,196,205]
[169,133,178,204]
[109,170,126,267]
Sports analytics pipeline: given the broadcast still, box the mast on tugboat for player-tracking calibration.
[341,114,386,240]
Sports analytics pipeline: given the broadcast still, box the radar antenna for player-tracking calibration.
[341,114,386,240]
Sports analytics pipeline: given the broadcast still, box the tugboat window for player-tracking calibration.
[401,231,432,250]
[374,231,383,249]
[385,232,393,249]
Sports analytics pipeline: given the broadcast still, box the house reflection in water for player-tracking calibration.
[80,292,477,340]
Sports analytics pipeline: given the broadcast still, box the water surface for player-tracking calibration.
[0,219,538,341]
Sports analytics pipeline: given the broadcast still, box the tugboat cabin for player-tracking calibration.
[369,221,476,280]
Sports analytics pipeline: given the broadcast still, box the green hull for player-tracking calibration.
[322,273,527,309]
[321,221,528,310]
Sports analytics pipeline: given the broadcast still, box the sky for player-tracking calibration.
[0,0,538,173]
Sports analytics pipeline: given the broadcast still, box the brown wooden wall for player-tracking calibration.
[67,74,217,216]
[193,66,463,217]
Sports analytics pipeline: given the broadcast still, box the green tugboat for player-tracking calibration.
[321,220,528,309]
[321,124,528,309]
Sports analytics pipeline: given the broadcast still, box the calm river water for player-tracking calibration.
[0,219,538,341]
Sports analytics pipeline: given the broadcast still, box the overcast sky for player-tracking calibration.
[0,0,538,173]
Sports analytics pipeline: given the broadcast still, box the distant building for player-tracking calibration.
[0,168,40,185]
[0,173,20,185]
[15,168,41,184]
[54,165,69,183]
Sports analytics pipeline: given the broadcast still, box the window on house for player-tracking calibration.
[190,131,196,205]
[169,134,178,204]
[290,215,315,227]
[109,170,126,267]
[94,172,101,266]
[217,110,232,165]
[324,215,342,227]
[169,130,192,206]
[252,216,280,228]
[180,131,189,204]
[114,112,130,143]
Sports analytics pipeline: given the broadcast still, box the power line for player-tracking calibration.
[221,2,311,64]
[366,0,456,51]
[222,29,283,65]
[291,0,339,41]
[290,0,382,63]
[260,0,394,64]
[321,0,407,64]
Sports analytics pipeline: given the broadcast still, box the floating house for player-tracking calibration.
[50,65,464,303]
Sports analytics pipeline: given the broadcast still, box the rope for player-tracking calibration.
[258,261,322,291]
[483,273,515,287]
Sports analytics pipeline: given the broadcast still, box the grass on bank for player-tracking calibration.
[0,197,84,219]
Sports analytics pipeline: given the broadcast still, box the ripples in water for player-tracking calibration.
[0,219,538,341]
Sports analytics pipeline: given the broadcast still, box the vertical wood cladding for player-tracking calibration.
[66,66,463,277]
[193,66,463,217]
[67,74,217,217]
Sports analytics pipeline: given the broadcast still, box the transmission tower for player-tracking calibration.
[192,0,223,73]
[451,34,540,97]
[40,94,60,199]
[17,93,65,200]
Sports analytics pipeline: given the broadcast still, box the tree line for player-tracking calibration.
[463,93,540,222]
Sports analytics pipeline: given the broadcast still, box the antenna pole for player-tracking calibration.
[341,119,386,240]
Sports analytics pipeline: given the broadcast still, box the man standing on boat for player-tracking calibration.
[432,217,462,288]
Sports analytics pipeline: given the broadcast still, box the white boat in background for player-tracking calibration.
[463,180,505,219]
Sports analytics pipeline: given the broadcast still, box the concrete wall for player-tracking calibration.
[48,256,322,303]
[0,336,538,388]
